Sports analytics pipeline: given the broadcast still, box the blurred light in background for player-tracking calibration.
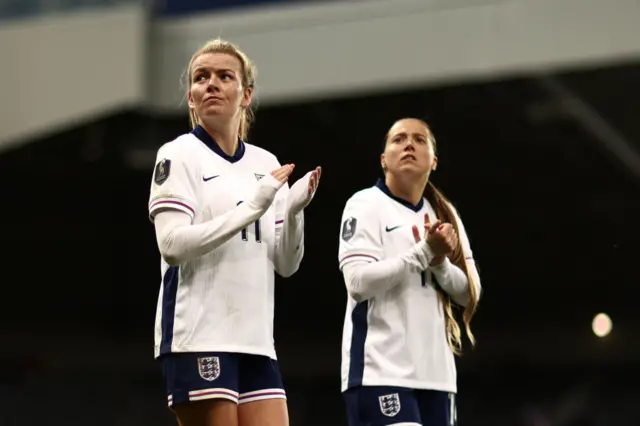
[592,313,612,338]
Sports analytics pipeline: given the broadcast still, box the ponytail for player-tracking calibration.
[425,183,479,355]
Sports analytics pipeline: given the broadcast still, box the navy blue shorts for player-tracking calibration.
[344,386,457,426]
[159,352,286,407]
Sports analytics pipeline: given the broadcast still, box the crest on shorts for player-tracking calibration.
[341,217,357,241]
[254,173,264,181]
[379,393,401,417]
[197,356,220,381]
[154,158,171,185]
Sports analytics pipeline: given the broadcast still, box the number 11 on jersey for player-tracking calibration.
[237,201,261,242]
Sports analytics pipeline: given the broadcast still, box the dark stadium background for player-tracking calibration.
[1,1,639,425]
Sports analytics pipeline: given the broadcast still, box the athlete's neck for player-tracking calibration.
[385,172,429,207]
[200,120,240,157]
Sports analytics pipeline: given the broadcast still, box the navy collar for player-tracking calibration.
[375,178,424,212]
[191,125,245,163]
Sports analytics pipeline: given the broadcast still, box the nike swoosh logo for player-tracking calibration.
[385,225,402,232]
[203,175,219,182]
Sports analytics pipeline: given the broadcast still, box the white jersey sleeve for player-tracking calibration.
[273,176,305,278]
[339,191,442,302]
[455,209,481,299]
[338,192,384,269]
[274,181,288,238]
[148,141,199,221]
[455,208,482,300]
[153,177,282,266]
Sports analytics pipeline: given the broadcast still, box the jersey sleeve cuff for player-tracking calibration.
[149,197,196,221]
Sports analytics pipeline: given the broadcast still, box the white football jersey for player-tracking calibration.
[148,126,288,360]
[339,179,471,393]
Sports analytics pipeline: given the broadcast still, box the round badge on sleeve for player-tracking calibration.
[342,217,357,241]
[154,159,171,185]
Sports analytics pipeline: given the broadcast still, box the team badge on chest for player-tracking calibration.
[197,356,221,381]
[379,393,401,417]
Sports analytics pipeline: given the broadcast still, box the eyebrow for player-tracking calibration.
[393,132,427,138]
[192,66,236,74]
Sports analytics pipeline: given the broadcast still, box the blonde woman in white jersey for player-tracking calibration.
[147,39,321,426]
[338,118,481,426]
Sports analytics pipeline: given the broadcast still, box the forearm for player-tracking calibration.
[155,202,266,265]
[342,240,436,301]
[430,258,472,306]
[274,212,304,278]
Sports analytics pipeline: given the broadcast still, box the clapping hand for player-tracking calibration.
[424,213,457,263]
[288,166,322,215]
[249,164,295,211]
[411,213,458,266]
[271,164,295,182]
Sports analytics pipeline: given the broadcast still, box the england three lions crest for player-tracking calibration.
[379,393,401,417]
[197,357,220,381]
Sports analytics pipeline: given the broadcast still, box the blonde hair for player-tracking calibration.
[384,118,480,355]
[425,182,479,355]
[185,39,257,141]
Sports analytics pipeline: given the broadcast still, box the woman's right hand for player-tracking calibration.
[271,164,295,182]
[249,164,295,211]
[424,213,457,259]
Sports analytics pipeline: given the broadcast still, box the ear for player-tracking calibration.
[241,86,253,109]
[380,153,387,172]
[187,89,195,110]
[432,155,438,171]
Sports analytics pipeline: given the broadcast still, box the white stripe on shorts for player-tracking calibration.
[188,388,239,404]
[238,388,287,404]
[387,423,422,426]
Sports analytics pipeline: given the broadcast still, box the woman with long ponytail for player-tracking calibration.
[338,118,482,426]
